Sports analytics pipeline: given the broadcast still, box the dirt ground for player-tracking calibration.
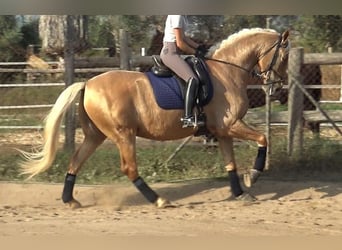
[1,177,342,237]
[1,130,342,238]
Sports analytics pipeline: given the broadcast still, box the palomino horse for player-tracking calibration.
[20,28,290,208]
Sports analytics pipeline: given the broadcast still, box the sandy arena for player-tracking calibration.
[1,177,342,237]
[1,130,342,237]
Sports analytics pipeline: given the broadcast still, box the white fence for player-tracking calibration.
[1,82,341,129]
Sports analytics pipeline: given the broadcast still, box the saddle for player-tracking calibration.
[151,55,212,107]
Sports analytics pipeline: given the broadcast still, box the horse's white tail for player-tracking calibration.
[20,82,86,179]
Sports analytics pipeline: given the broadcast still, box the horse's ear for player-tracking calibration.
[281,29,290,43]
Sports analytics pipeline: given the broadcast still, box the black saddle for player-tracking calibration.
[151,55,212,107]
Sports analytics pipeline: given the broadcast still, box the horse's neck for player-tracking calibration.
[210,42,257,90]
[212,40,260,73]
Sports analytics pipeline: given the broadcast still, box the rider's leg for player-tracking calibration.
[181,77,204,127]
[160,42,195,81]
[160,42,204,127]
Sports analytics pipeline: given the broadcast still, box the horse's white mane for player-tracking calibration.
[207,28,278,57]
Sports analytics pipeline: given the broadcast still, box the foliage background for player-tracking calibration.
[1,15,342,61]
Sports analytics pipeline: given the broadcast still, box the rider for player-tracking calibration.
[160,15,208,128]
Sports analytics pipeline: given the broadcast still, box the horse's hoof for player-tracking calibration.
[235,192,257,203]
[65,199,82,209]
[155,197,175,208]
[243,169,261,188]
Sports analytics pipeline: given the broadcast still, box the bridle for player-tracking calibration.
[205,34,287,94]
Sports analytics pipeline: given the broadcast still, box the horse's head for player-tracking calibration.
[256,30,290,97]
[207,28,291,97]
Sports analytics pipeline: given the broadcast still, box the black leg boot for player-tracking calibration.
[181,77,203,128]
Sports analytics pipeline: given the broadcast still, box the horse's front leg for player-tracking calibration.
[217,137,256,202]
[115,134,172,208]
[228,119,267,187]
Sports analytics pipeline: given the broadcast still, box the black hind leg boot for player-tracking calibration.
[62,173,76,203]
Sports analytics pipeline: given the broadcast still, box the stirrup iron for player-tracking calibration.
[181,113,204,128]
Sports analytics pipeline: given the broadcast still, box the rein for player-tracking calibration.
[204,57,252,74]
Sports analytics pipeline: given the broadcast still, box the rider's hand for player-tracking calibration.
[195,44,208,58]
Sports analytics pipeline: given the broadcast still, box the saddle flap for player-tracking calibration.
[185,56,212,101]
[185,56,211,88]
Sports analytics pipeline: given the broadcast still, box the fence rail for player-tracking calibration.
[0,83,65,87]
[0,68,115,73]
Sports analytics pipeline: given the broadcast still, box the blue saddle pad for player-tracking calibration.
[145,71,184,110]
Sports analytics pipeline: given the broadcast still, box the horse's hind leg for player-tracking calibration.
[62,132,105,208]
[62,98,106,208]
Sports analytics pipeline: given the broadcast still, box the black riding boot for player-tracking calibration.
[181,77,204,128]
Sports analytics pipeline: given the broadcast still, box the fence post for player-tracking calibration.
[265,85,271,169]
[26,45,35,82]
[119,29,131,70]
[64,15,76,152]
[264,17,272,169]
[287,47,304,156]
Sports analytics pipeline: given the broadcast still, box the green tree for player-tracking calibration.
[19,17,40,50]
[294,15,342,52]
[87,15,165,55]
[187,15,224,44]
[0,16,23,61]
[88,16,118,48]
[222,15,268,36]
[119,15,165,53]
